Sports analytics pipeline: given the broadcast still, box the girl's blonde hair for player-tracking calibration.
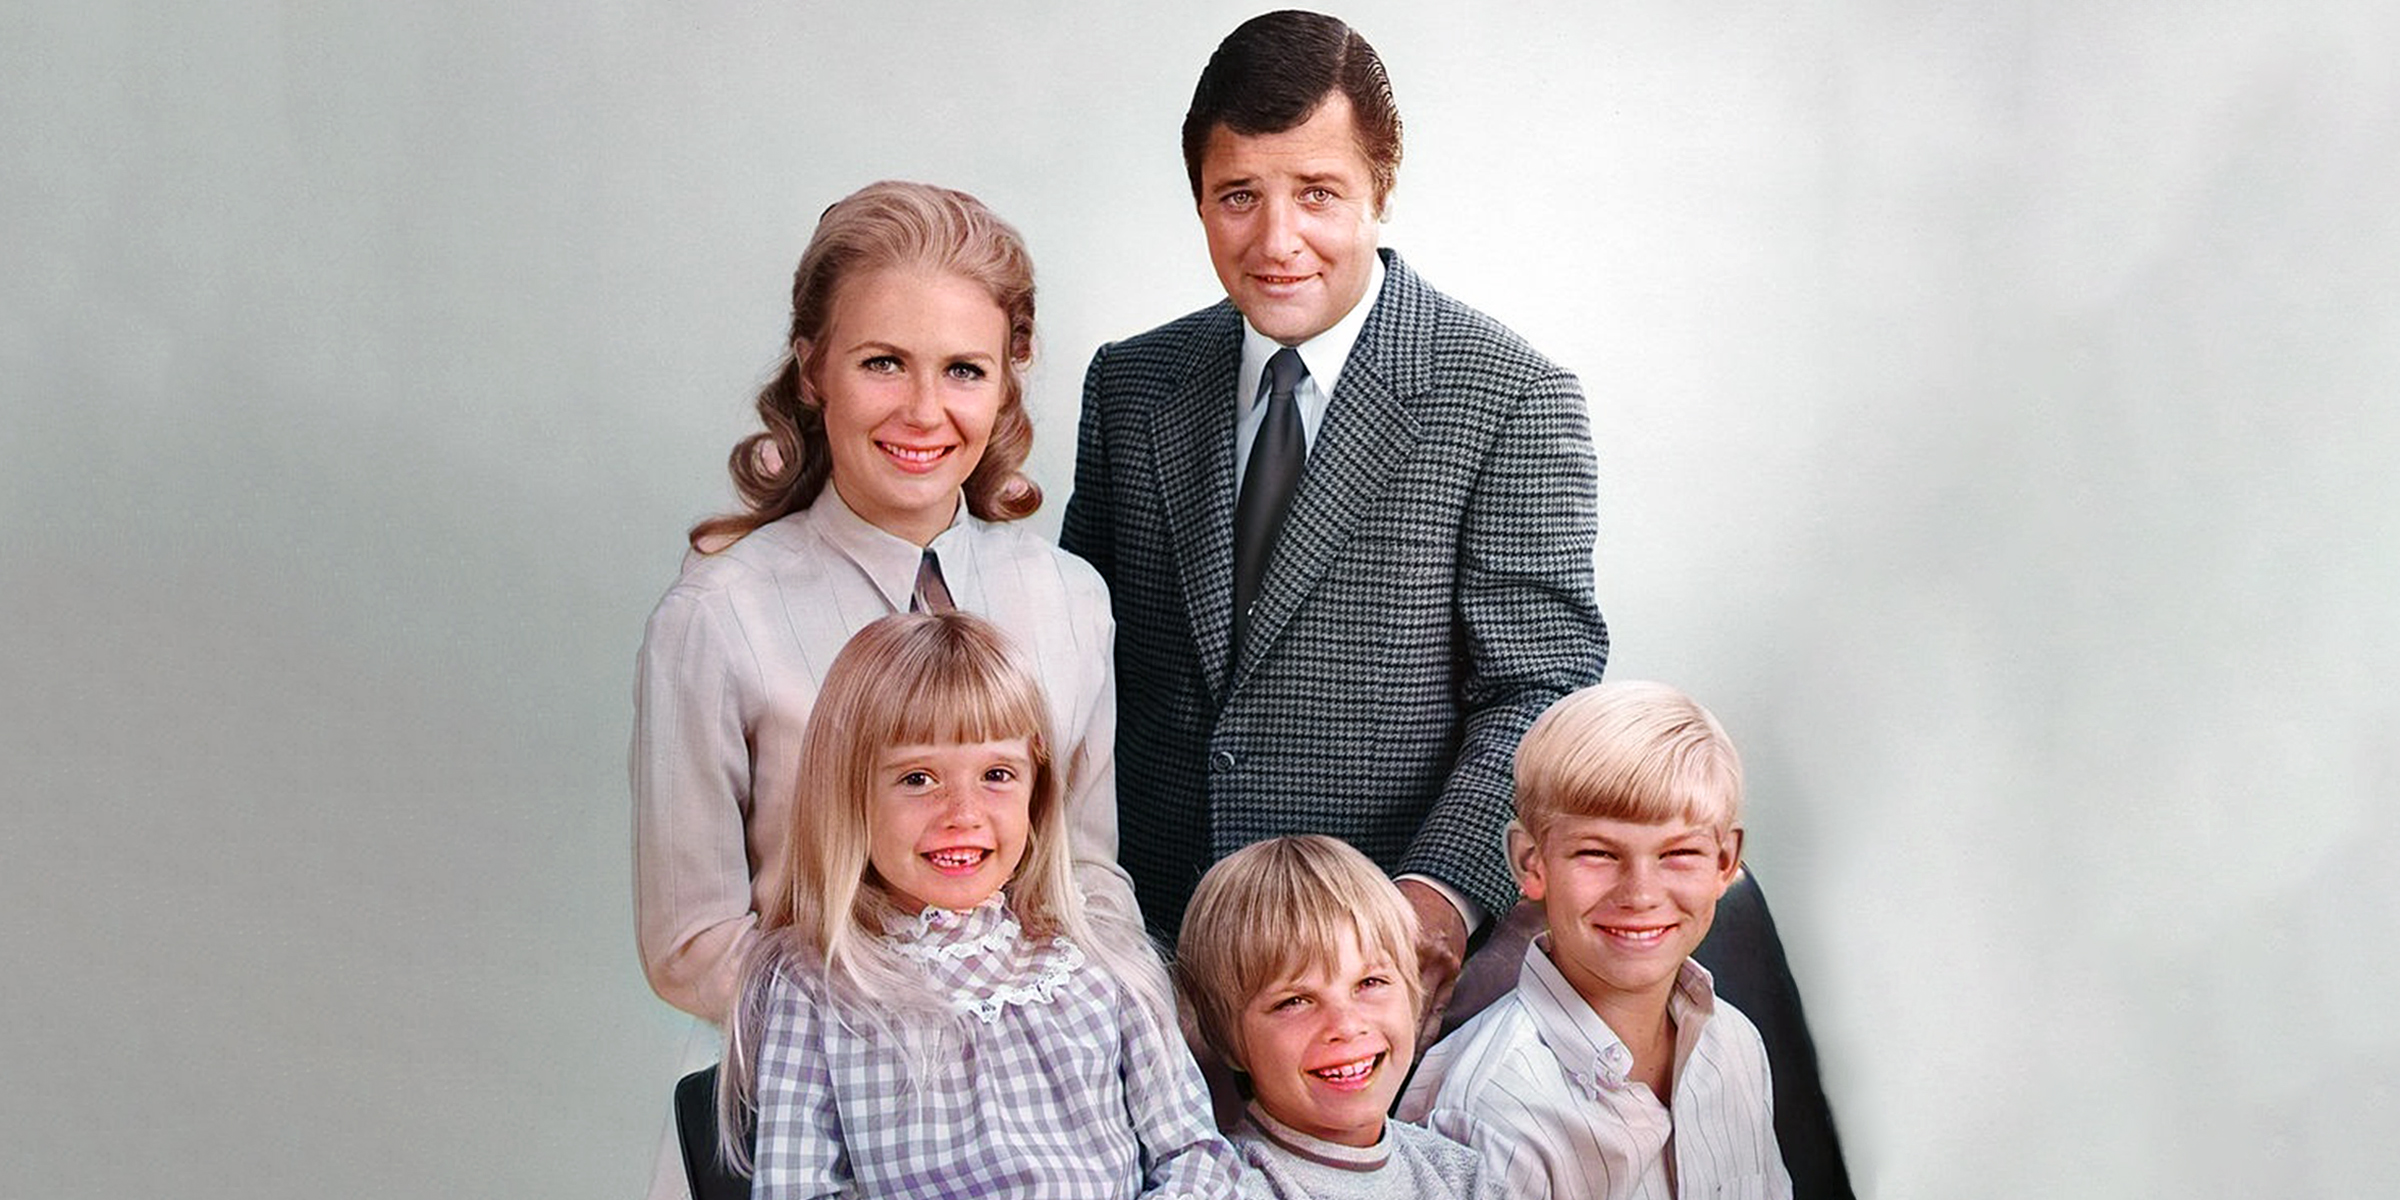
[1173,835,1423,1075]
[716,612,1171,1170]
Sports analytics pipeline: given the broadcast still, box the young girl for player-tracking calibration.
[719,611,1240,1198]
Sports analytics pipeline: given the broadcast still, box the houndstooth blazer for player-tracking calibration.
[1060,249,1608,938]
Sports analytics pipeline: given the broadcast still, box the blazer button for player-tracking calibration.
[1209,750,1237,773]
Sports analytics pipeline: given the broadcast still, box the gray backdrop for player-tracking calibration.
[6,1,2395,1196]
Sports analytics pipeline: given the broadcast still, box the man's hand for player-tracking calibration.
[1396,877,1469,1054]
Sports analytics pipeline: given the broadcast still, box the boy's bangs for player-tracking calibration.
[1553,769,1734,830]
[1227,842,1421,1004]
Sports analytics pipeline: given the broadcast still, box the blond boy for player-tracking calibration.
[1399,682,1792,1199]
[1178,836,1503,1200]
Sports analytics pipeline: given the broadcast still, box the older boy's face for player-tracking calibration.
[1515,815,1743,1013]
[1232,931,1418,1148]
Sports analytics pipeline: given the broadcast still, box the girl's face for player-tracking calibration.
[805,268,1011,547]
[866,736,1035,913]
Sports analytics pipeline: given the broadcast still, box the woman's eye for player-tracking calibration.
[862,355,901,373]
[945,361,987,382]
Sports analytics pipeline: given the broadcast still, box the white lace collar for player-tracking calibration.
[882,896,1086,1025]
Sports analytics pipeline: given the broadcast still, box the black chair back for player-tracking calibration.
[673,1064,751,1200]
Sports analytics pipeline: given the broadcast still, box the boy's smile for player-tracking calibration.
[1515,815,1742,1015]
[1233,932,1417,1147]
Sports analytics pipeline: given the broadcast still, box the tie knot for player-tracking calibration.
[1266,346,1306,403]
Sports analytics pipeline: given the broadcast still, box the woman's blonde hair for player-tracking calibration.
[690,180,1041,551]
[1513,680,1744,841]
[716,612,1170,1170]
[1173,835,1422,1074]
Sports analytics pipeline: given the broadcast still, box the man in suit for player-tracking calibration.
[1060,9,1604,1029]
[1061,13,1856,1197]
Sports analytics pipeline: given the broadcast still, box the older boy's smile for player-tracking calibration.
[1597,922,1676,948]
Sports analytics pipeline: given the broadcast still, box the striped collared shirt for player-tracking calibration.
[1399,936,1791,1200]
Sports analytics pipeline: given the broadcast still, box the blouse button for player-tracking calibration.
[1209,750,1237,773]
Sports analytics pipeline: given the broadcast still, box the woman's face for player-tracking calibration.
[806,268,1012,546]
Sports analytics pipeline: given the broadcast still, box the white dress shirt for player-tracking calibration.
[1230,254,1386,494]
[631,487,1135,1022]
[1400,937,1792,1200]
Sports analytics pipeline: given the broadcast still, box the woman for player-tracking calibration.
[632,181,1135,1028]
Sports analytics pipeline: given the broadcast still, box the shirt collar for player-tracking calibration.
[1237,252,1387,415]
[1242,1102,1390,1173]
[803,482,970,611]
[1514,933,1720,1099]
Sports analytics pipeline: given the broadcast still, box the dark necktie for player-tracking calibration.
[911,548,955,613]
[1232,347,1306,655]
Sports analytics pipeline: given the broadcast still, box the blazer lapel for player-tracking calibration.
[1234,252,1432,685]
[1147,308,1244,700]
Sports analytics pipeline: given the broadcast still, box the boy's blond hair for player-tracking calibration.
[1513,680,1744,840]
[1174,835,1422,1071]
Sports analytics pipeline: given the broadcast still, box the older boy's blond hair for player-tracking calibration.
[1174,835,1422,1071]
[1514,680,1744,841]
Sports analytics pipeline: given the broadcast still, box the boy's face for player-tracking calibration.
[1232,930,1417,1148]
[1513,814,1743,1014]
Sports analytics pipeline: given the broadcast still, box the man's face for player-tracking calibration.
[1513,815,1743,1014]
[1196,92,1383,345]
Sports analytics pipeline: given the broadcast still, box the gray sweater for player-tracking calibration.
[1232,1105,1503,1200]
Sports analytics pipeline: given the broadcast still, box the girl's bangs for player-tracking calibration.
[878,653,1046,752]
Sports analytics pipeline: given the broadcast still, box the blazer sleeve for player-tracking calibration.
[1402,366,1609,919]
[1058,342,1117,585]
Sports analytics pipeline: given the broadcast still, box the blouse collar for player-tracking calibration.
[805,483,972,612]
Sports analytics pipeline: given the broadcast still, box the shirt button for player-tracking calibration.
[1209,750,1237,773]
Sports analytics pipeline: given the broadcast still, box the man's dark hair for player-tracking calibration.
[1180,10,1402,212]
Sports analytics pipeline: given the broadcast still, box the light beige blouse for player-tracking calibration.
[631,487,1132,1021]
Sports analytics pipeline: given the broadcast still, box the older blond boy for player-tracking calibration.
[1399,682,1791,1199]
[1177,836,1503,1200]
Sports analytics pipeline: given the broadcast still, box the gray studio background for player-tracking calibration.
[5,1,2395,1196]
